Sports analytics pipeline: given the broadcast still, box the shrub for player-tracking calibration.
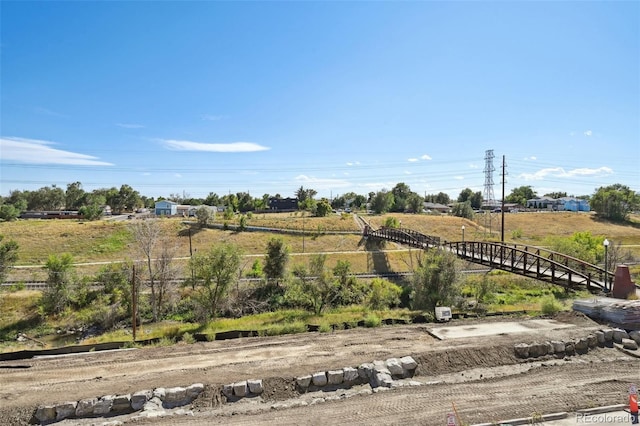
[318,323,332,333]
[540,296,562,315]
[181,332,196,344]
[364,313,381,328]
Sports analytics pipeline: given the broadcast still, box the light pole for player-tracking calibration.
[461,225,465,243]
[603,239,610,292]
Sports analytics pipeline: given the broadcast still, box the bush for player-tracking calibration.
[540,296,562,315]
[181,332,196,344]
[364,313,381,328]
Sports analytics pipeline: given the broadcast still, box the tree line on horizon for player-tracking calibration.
[0,181,638,223]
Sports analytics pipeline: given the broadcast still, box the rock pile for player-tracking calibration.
[34,383,204,424]
[221,379,264,400]
[514,328,640,359]
[295,356,418,393]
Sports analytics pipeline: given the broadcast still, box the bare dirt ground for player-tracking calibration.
[1,313,639,425]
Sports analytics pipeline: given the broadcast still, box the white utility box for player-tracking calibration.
[435,306,452,322]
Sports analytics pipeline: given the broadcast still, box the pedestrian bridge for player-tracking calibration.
[363,225,611,292]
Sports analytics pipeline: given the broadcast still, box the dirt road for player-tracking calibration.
[1,313,638,425]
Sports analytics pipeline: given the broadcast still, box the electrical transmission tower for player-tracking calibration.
[483,149,496,207]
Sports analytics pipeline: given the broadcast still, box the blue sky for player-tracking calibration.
[1,1,638,201]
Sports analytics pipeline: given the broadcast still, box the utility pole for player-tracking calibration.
[188,227,195,286]
[501,155,507,243]
[132,264,137,341]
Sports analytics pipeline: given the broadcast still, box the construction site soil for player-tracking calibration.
[1,312,639,425]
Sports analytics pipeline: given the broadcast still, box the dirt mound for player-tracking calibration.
[260,376,299,401]
[413,345,518,376]
[191,384,225,411]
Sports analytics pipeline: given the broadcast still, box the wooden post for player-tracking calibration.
[132,265,137,342]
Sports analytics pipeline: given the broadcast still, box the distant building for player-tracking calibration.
[526,197,590,212]
[154,200,178,216]
[268,197,298,212]
[423,202,450,213]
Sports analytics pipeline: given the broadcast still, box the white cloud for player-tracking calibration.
[142,172,151,176]
[523,156,537,161]
[469,164,479,169]
[405,171,412,175]
[201,114,226,121]
[174,173,182,178]
[408,158,418,162]
[454,176,464,180]
[519,166,613,181]
[0,137,113,166]
[569,131,576,137]
[346,161,361,166]
[117,123,145,129]
[584,130,593,136]
[161,139,270,152]
[294,174,350,190]
[421,154,432,160]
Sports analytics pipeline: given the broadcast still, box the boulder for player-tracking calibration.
[514,343,530,358]
[400,356,418,372]
[93,395,114,415]
[545,341,555,355]
[111,394,131,413]
[153,388,166,400]
[551,341,565,353]
[222,384,234,398]
[622,338,639,351]
[76,398,98,417]
[343,367,359,383]
[247,379,263,395]
[373,360,391,375]
[131,391,152,411]
[327,370,344,385]
[565,341,575,355]
[55,401,77,421]
[587,334,598,348]
[602,329,614,342]
[613,328,629,343]
[529,342,548,358]
[373,372,393,388]
[358,363,374,380]
[143,397,163,412]
[312,372,328,387]
[296,375,312,390]
[629,331,640,345]
[186,383,205,399]
[386,358,404,377]
[233,381,248,397]
[595,331,606,345]
[35,406,56,424]
[574,337,589,352]
[164,387,187,408]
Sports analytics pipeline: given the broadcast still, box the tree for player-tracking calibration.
[263,237,289,285]
[451,201,474,219]
[190,243,242,320]
[425,192,450,205]
[315,198,332,217]
[544,191,567,199]
[41,253,75,314]
[458,188,482,209]
[407,193,424,213]
[506,186,536,206]
[27,185,65,211]
[152,241,179,321]
[0,203,22,221]
[370,190,394,214]
[78,204,104,221]
[195,206,215,227]
[591,184,639,222]
[411,250,459,313]
[204,192,221,207]
[65,181,86,210]
[0,236,19,284]
[391,182,412,212]
[130,219,162,320]
[288,254,338,315]
[367,278,402,310]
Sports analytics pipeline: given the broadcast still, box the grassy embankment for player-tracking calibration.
[1,211,639,352]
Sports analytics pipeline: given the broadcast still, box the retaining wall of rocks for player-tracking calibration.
[34,383,204,425]
[513,328,640,359]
